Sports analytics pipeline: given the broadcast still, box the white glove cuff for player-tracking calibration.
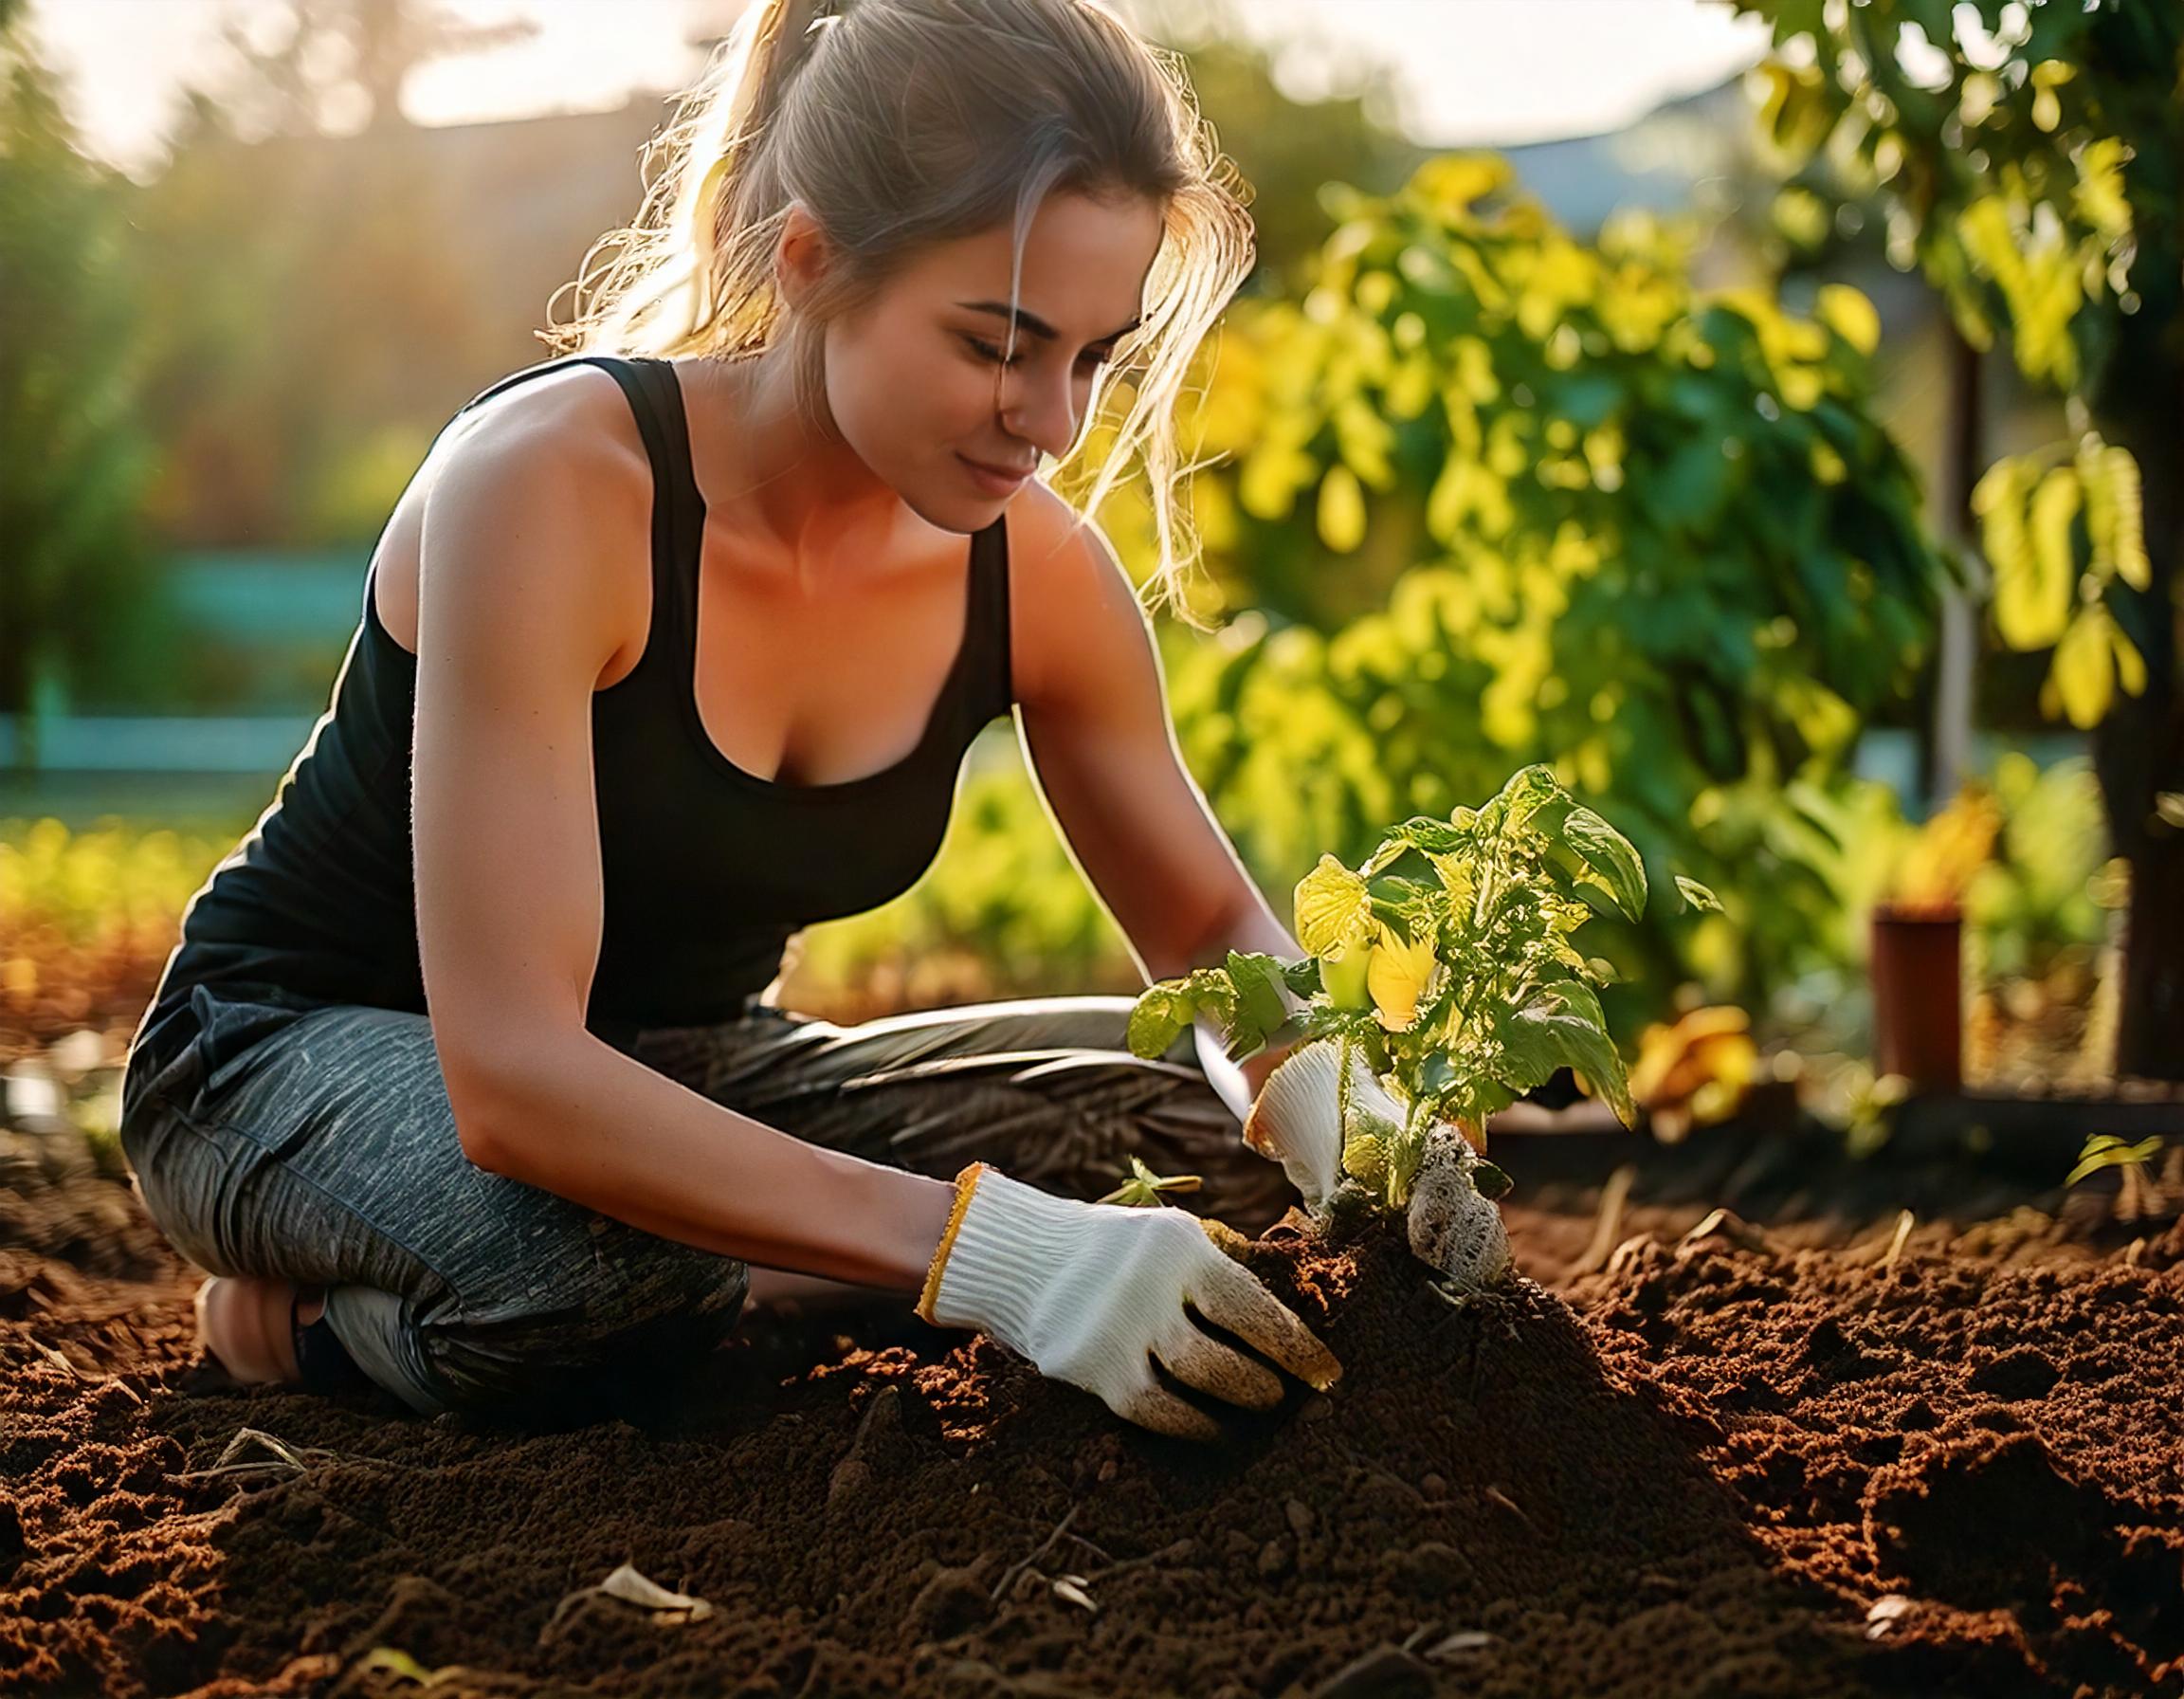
[915,1163,1084,1347]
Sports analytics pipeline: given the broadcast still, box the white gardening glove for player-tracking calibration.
[1244,1039,1513,1292]
[1239,1037,1383,1214]
[1405,1124,1513,1291]
[916,1162,1341,1441]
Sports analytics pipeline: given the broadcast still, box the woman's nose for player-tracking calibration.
[997,370,1082,461]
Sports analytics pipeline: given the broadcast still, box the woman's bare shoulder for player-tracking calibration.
[433,359,655,490]
[370,360,658,657]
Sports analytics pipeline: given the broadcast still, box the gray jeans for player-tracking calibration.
[118,981,1289,1421]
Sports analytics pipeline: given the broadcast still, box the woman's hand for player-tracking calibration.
[1238,1040,1515,1293]
[918,1161,1341,1440]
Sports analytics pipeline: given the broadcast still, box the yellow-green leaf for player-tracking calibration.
[2050,606,2114,729]
[1815,283,1880,356]
[1294,854,1373,957]
[1674,874,1723,914]
[1317,464,1367,553]
[2084,443,2151,592]
[1996,466,2079,650]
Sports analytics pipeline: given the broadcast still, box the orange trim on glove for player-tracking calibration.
[915,1160,990,1324]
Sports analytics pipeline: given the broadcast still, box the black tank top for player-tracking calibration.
[138,353,1016,1058]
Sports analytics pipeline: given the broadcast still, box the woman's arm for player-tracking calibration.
[459,1032,956,1290]
[1001,489,1307,1119]
[410,368,951,1291]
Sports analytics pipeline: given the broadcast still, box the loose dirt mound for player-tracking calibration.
[3,1149,2180,1697]
[1573,1230,2184,1697]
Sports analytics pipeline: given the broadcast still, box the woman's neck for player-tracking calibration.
[677,351,912,586]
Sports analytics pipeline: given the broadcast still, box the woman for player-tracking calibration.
[119,0,1340,1441]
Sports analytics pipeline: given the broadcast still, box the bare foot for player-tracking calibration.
[194,1276,322,1383]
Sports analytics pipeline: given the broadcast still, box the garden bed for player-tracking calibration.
[2,1075,2180,1699]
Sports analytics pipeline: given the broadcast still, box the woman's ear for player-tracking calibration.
[774,201,835,311]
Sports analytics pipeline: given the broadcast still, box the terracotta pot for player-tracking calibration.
[1868,903,1963,1092]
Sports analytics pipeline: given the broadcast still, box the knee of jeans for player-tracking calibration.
[456,1226,745,1351]
[417,1254,748,1416]
[580,1233,750,1338]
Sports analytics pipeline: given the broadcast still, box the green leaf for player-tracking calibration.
[1493,980,1635,1125]
[1558,808,1648,921]
[1099,1154,1204,1207]
[1365,816,1471,871]
[1225,950,1296,1046]
[1674,874,1723,914]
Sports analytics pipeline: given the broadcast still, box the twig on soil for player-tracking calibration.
[1079,1550,1156,1585]
[173,1425,421,1483]
[1569,1163,1639,1277]
[1675,1207,1771,1256]
[1482,1484,1537,1534]
[32,1341,117,1384]
[992,1504,1080,1601]
[1060,1528,1114,1564]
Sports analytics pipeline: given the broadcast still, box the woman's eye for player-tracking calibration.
[964,337,1110,373]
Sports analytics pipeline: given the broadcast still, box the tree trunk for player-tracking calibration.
[2091,343,2184,1081]
[1923,325,1983,812]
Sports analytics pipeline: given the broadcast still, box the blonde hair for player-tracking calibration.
[537,0,1253,625]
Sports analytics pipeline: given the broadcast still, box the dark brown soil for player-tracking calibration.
[3,1112,2181,1699]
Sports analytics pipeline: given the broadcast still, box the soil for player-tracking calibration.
[2,1097,2181,1698]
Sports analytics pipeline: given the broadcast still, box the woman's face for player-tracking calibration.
[811,189,1167,533]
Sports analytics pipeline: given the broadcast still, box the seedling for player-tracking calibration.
[2066,1133,2174,1221]
[1097,1155,1204,1208]
[1126,766,1692,1279]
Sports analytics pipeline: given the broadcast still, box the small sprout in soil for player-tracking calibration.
[357,1648,443,1686]
[1096,1154,1203,1208]
[1838,1064,1912,1159]
[2066,1132,2176,1221]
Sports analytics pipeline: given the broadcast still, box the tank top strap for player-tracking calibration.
[974,510,1016,721]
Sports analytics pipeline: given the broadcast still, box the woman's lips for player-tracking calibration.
[958,453,1031,495]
